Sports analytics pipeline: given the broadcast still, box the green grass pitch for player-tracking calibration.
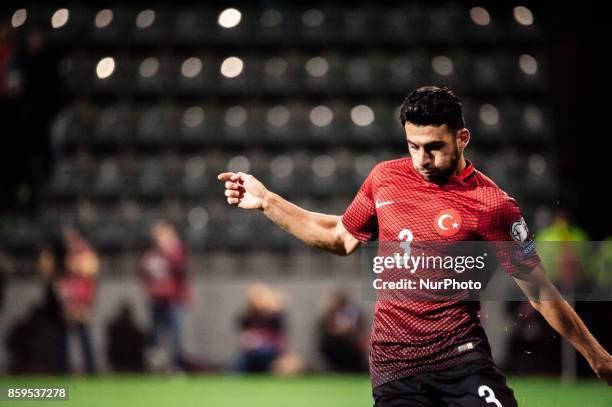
[1,374,610,406]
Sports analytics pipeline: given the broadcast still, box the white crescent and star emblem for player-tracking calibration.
[437,214,456,231]
[434,209,462,237]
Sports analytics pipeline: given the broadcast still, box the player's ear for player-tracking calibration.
[457,128,470,149]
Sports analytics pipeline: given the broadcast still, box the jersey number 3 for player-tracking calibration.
[398,229,413,256]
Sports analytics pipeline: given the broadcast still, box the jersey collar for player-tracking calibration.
[407,157,476,186]
[455,159,476,183]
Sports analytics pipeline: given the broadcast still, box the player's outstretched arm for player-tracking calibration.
[513,265,612,385]
[217,172,360,256]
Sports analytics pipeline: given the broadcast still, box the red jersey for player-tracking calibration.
[140,243,189,304]
[341,156,541,388]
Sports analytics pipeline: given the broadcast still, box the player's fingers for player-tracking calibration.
[233,172,250,182]
[218,172,235,181]
[224,189,240,198]
[225,181,239,189]
[227,197,239,205]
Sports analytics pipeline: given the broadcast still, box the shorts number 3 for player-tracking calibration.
[478,385,502,407]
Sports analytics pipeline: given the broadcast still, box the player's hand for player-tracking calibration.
[217,172,268,210]
[593,356,612,385]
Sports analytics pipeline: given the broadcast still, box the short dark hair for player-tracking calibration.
[399,86,465,131]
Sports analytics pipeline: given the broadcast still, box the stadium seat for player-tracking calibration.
[131,8,173,45]
[256,7,293,44]
[340,7,375,42]
[89,7,132,44]
[382,5,425,43]
[385,52,429,93]
[301,53,343,94]
[176,54,217,95]
[296,6,339,44]
[137,157,166,199]
[135,105,177,147]
[93,158,123,199]
[182,156,209,198]
[0,217,43,254]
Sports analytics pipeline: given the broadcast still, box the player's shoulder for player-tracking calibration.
[471,167,520,212]
[370,156,413,176]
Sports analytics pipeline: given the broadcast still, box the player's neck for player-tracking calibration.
[454,156,467,176]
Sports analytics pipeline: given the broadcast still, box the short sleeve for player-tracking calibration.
[341,167,378,242]
[479,193,541,274]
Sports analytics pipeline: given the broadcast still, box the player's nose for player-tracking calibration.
[413,149,432,167]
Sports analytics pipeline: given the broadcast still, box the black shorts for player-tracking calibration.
[373,358,517,407]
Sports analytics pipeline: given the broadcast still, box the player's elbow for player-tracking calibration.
[333,228,360,256]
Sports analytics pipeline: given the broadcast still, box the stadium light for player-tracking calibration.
[264,57,288,77]
[220,57,244,78]
[267,106,290,128]
[270,156,294,178]
[355,154,377,177]
[470,7,491,26]
[228,155,250,173]
[225,106,247,127]
[310,105,333,127]
[95,9,113,28]
[260,9,283,27]
[96,57,116,79]
[139,57,159,78]
[188,206,208,230]
[218,8,242,28]
[432,56,454,76]
[186,157,206,179]
[183,107,205,128]
[302,8,325,27]
[312,155,336,177]
[519,54,538,75]
[11,9,27,28]
[479,104,499,126]
[351,105,375,127]
[51,9,69,29]
[389,57,413,79]
[181,57,202,78]
[523,106,543,130]
[513,6,534,26]
[136,10,156,28]
[528,154,547,176]
[305,57,329,77]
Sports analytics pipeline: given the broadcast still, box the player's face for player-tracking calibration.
[404,123,464,183]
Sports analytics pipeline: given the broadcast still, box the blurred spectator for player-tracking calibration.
[536,210,590,289]
[37,240,69,373]
[58,226,100,374]
[318,290,368,372]
[6,303,67,374]
[5,240,68,374]
[106,303,146,373]
[235,283,286,373]
[140,220,190,371]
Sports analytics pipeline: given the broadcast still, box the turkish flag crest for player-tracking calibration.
[433,208,462,237]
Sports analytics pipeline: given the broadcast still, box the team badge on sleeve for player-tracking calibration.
[510,217,529,242]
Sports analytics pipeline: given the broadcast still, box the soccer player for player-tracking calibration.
[218,86,612,406]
